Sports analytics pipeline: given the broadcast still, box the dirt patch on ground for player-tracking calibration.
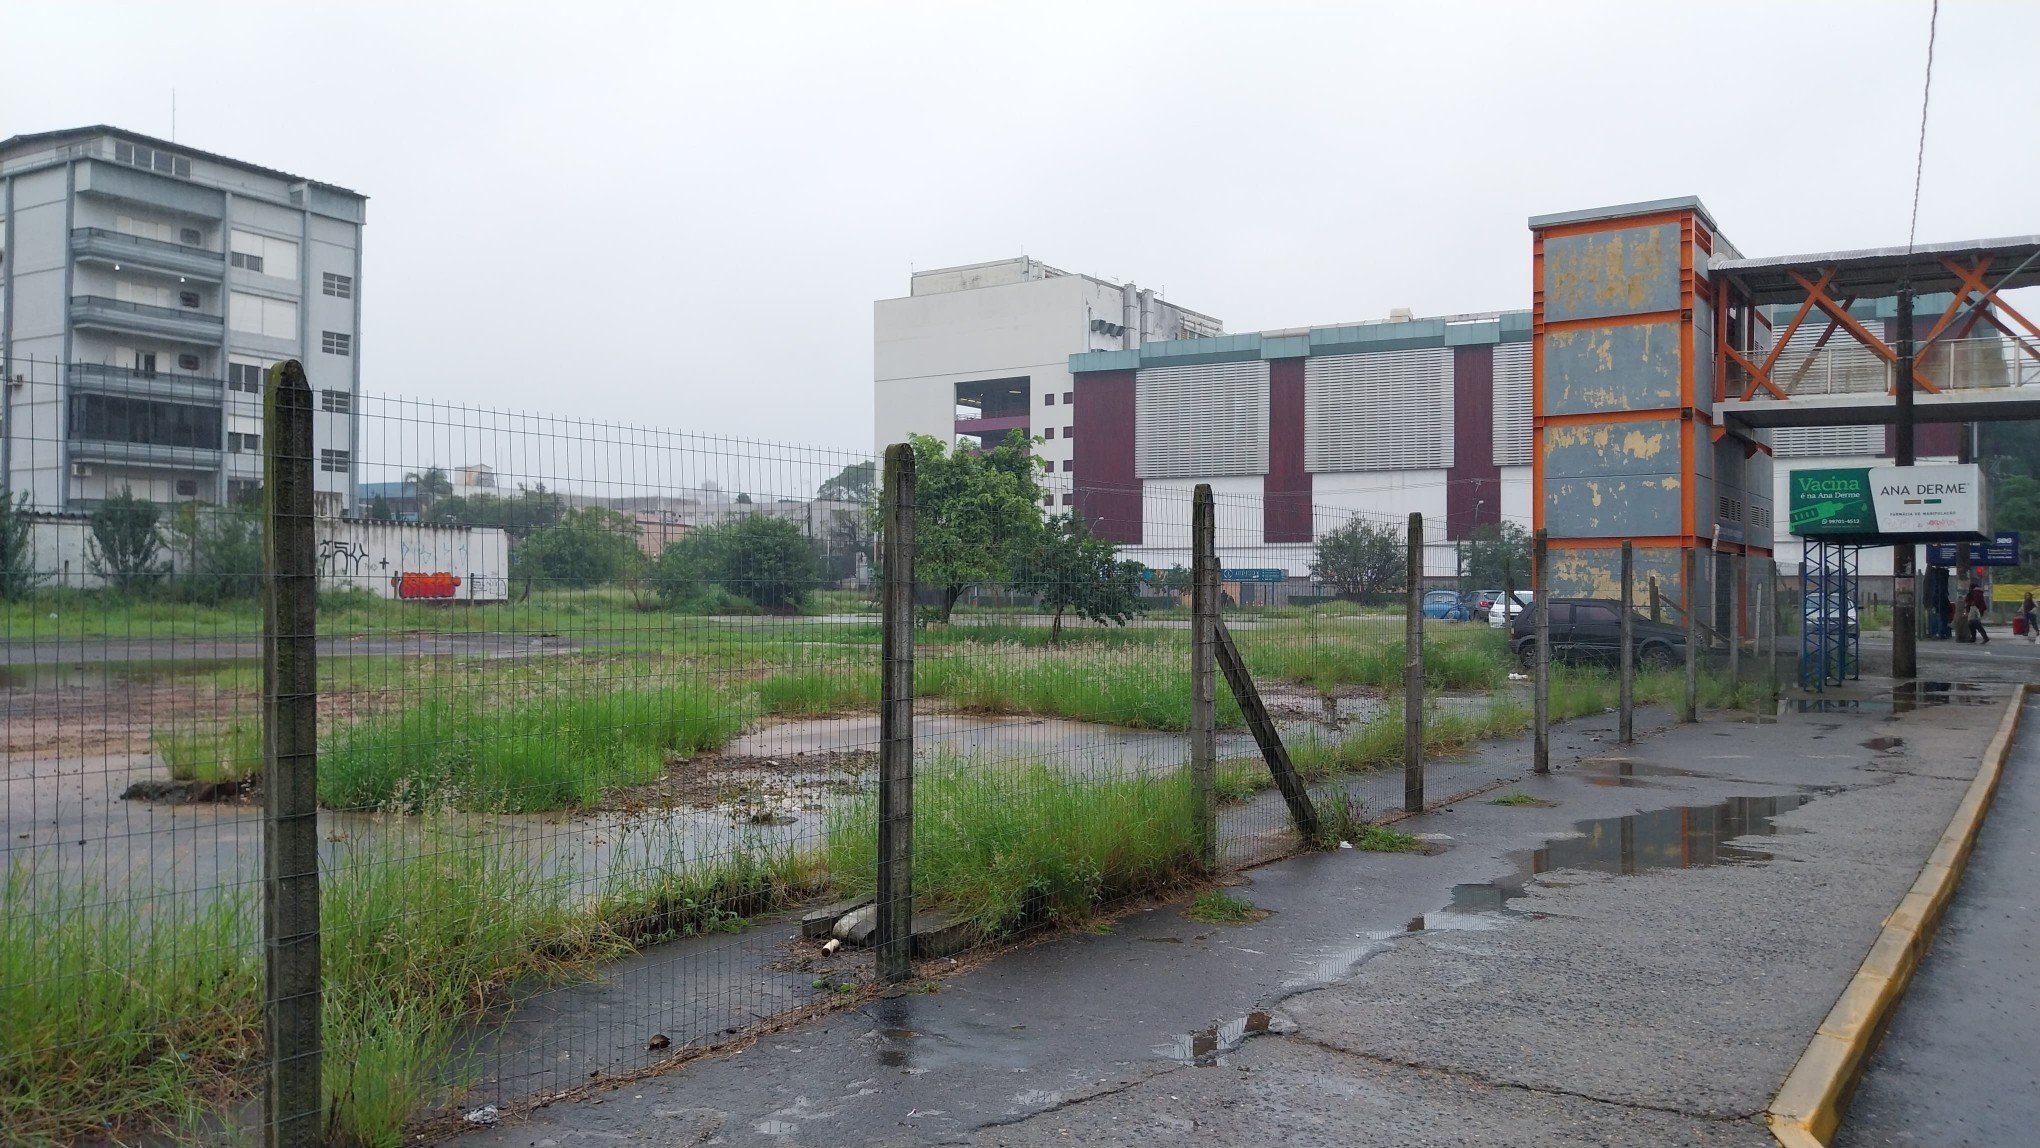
[602,749,874,817]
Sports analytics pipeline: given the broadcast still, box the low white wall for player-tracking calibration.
[23,513,509,601]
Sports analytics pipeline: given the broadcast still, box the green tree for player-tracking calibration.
[898,431,1044,622]
[1152,564,1193,596]
[0,491,41,600]
[818,459,877,504]
[1311,515,1404,600]
[511,507,641,589]
[1980,421,2040,584]
[1012,513,1147,642]
[651,515,822,613]
[367,493,394,521]
[403,467,454,517]
[428,484,566,540]
[88,488,167,593]
[1461,522,1530,591]
[164,502,264,603]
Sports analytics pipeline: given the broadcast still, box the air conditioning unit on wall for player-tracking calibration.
[71,463,94,477]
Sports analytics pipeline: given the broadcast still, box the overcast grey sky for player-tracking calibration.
[9,1,2035,451]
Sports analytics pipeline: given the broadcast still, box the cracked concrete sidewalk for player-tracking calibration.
[453,680,2015,1148]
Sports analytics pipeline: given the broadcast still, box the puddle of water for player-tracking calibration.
[1157,1009,1293,1066]
[0,657,254,690]
[1785,682,2000,717]
[1579,759,1704,789]
[1861,737,1904,752]
[1414,794,1809,926]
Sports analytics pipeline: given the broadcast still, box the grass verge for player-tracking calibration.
[824,760,1204,936]
[321,685,752,812]
[153,718,263,783]
[917,651,1243,731]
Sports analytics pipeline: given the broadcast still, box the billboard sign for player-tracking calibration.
[1789,463,1986,540]
[1926,531,2020,567]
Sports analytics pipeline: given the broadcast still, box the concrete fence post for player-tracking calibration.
[1532,528,1550,775]
[1729,551,1743,700]
[1190,484,1219,868]
[1404,513,1424,813]
[877,443,917,983]
[262,360,321,1147]
[1619,540,1635,745]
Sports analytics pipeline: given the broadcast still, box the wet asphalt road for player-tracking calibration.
[452,682,2019,1147]
[1835,692,2040,1148]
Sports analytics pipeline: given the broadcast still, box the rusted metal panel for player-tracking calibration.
[1547,544,1686,600]
[1692,296,1715,414]
[1541,224,1682,323]
[1542,418,1682,479]
[1542,322,1682,414]
[1542,475,1682,537]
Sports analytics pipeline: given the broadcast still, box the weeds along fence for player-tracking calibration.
[1,359,1772,1144]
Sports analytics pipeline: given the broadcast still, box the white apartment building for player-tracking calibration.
[1,126,365,513]
[873,257,1221,506]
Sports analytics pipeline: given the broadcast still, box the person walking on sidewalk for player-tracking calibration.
[2023,590,2037,643]
[1964,582,1991,644]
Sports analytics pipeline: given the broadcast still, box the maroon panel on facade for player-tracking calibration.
[1072,368,1141,544]
[1446,344,1502,539]
[1264,356,1311,543]
[1885,421,1962,458]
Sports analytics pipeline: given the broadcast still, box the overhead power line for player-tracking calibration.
[1906,0,1941,258]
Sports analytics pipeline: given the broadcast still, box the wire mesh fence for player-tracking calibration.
[1,361,1780,1143]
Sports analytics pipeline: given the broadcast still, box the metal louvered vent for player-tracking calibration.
[1135,360,1269,478]
[1717,494,1744,523]
[1492,342,1533,467]
[1305,348,1453,472]
[1772,425,1883,458]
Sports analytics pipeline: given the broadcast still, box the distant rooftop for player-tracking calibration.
[0,124,365,200]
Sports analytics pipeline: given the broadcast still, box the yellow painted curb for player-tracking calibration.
[1766,683,2031,1146]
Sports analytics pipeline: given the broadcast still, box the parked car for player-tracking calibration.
[1487,590,1533,628]
[1509,597,1685,668]
[1803,593,1860,637]
[1421,589,1473,622]
[1471,589,1502,622]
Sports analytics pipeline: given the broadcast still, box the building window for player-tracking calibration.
[133,351,158,375]
[229,291,298,339]
[1043,393,1055,406]
[321,331,351,356]
[113,140,191,178]
[1043,496,1054,507]
[1061,493,1072,505]
[229,432,261,454]
[1042,426,1055,439]
[230,230,299,280]
[320,449,351,473]
[320,389,351,414]
[322,272,353,299]
[1062,425,1073,440]
[1062,459,1073,471]
[228,362,267,394]
[1064,391,1074,403]
[67,393,221,450]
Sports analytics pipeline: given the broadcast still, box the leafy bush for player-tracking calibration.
[87,488,166,592]
[0,491,40,600]
[165,502,263,603]
[652,515,821,613]
[511,507,641,589]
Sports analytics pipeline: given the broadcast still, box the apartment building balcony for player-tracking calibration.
[71,227,225,282]
[67,437,222,472]
[68,361,223,405]
[69,294,223,344]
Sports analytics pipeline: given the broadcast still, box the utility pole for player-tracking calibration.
[1892,286,1917,677]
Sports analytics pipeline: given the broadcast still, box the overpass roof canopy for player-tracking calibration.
[1713,235,2040,305]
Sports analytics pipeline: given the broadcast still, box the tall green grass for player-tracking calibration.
[153,718,264,783]
[321,686,752,813]
[756,666,878,716]
[1240,628,1512,692]
[0,870,262,1144]
[916,651,1244,731]
[824,761,1204,935]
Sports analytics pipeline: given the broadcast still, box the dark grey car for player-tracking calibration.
[1509,597,1686,669]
